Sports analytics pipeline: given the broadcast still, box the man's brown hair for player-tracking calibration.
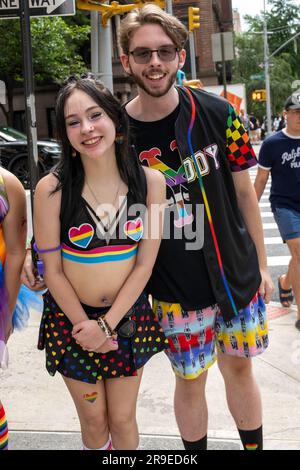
[119,4,188,55]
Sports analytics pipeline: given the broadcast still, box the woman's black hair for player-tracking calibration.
[52,73,144,236]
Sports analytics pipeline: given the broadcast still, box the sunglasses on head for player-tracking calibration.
[129,45,179,64]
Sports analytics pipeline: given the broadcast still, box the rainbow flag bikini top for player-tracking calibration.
[61,194,144,264]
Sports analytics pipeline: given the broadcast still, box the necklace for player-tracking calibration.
[85,178,122,231]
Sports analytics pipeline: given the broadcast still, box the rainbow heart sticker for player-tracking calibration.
[124,217,143,242]
[83,392,98,403]
[68,223,94,248]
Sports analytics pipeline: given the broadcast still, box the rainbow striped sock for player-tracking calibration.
[0,403,9,450]
[238,426,263,450]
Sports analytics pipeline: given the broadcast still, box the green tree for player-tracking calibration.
[0,16,90,125]
[232,0,299,118]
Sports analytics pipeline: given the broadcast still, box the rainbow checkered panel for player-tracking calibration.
[226,106,257,172]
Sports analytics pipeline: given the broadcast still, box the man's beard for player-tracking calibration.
[129,66,177,98]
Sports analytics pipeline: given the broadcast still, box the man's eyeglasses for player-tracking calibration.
[129,45,179,64]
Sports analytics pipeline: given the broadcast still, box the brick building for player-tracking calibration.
[172,0,233,85]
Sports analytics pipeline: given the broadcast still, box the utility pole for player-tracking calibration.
[91,11,99,74]
[263,0,272,135]
[98,19,114,92]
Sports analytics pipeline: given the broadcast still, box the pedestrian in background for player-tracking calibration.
[33,74,167,450]
[249,112,260,143]
[255,93,300,331]
[240,109,251,134]
[119,4,273,450]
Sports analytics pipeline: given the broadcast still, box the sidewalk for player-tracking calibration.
[2,302,300,450]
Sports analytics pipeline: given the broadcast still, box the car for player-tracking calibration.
[0,126,61,188]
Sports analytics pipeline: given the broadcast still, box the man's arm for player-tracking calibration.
[254,167,270,201]
[232,170,274,303]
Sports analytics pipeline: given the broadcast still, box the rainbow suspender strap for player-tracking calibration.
[185,87,239,317]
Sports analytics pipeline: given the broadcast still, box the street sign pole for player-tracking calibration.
[220,32,227,100]
[19,0,39,207]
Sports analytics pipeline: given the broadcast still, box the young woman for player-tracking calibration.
[0,167,27,450]
[34,74,167,451]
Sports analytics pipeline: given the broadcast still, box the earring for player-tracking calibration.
[115,133,124,144]
[115,125,124,144]
[71,147,77,157]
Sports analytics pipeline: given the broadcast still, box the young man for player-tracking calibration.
[255,94,300,331]
[119,5,273,450]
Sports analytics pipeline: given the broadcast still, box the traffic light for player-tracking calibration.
[188,6,200,32]
[252,89,267,102]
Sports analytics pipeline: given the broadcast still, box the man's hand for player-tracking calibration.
[259,268,274,304]
[20,250,46,291]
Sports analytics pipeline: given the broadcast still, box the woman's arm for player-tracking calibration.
[34,174,109,350]
[2,170,27,338]
[73,167,166,343]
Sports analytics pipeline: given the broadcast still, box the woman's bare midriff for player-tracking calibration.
[62,255,137,307]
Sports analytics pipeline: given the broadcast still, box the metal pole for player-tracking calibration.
[166,0,173,15]
[189,32,197,80]
[220,32,227,99]
[91,11,99,74]
[19,0,38,209]
[263,0,272,135]
[98,19,113,92]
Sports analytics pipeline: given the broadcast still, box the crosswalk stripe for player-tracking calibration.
[260,212,274,218]
[263,223,278,229]
[267,256,291,266]
[264,237,283,244]
[259,202,271,207]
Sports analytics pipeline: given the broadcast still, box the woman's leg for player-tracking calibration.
[106,368,143,450]
[63,376,109,449]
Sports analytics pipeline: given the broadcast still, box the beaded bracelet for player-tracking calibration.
[97,316,116,338]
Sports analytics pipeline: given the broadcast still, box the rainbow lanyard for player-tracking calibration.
[185,87,239,317]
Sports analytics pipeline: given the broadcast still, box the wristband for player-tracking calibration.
[33,242,62,254]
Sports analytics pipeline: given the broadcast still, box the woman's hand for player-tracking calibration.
[93,336,119,354]
[72,320,108,351]
[20,250,46,291]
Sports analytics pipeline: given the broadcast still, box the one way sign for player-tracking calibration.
[0,0,75,18]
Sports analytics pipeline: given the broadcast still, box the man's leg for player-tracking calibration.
[218,354,263,449]
[284,238,300,326]
[174,371,208,448]
[152,300,219,450]
[216,293,267,450]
